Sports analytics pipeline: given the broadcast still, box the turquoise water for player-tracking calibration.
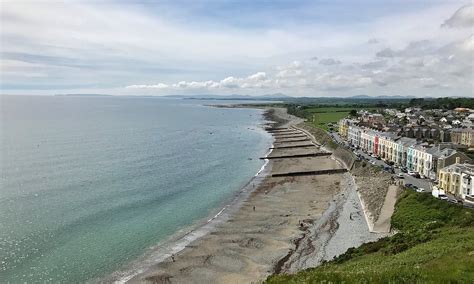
[0,96,271,282]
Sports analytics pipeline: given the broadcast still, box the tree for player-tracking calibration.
[349,109,358,117]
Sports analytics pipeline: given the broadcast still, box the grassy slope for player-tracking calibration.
[266,190,474,283]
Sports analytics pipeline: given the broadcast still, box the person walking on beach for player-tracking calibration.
[253,205,255,211]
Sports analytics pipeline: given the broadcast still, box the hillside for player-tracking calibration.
[266,190,474,283]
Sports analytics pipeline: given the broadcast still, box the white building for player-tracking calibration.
[348,125,361,148]
[461,167,474,204]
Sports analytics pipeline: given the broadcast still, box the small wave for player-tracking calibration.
[208,207,227,222]
[255,143,273,176]
[112,156,272,284]
[112,118,275,284]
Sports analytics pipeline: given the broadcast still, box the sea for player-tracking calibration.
[0,95,273,283]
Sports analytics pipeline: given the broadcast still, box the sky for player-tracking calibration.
[0,0,473,97]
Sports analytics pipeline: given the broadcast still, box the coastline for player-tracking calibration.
[113,107,381,284]
[102,108,276,283]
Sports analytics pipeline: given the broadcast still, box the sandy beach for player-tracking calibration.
[124,108,378,284]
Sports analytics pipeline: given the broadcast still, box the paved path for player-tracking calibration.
[372,185,398,233]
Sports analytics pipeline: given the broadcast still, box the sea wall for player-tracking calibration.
[295,122,392,230]
[351,161,393,230]
[295,123,356,169]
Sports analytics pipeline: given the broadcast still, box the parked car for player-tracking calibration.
[439,194,448,201]
[414,173,421,179]
[416,188,426,193]
[432,188,449,201]
[405,183,413,188]
[401,167,408,173]
[408,171,416,176]
[397,173,405,178]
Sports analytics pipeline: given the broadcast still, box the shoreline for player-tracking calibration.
[103,108,276,283]
[112,107,381,284]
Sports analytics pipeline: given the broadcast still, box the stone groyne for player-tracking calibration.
[293,122,397,232]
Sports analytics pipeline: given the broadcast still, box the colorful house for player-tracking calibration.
[438,160,474,204]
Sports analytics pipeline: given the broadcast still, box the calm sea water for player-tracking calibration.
[0,95,271,282]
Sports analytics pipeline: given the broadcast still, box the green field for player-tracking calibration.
[309,109,351,131]
[266,190,474,283]
[286,106,377,131]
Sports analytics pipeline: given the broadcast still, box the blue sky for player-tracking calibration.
[1,0,473,97]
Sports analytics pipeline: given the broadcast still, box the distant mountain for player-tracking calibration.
[259,93,290,99]
[349,95,417,99]
[163,93,290,100]
[55,93,111,97]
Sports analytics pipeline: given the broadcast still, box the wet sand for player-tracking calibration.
[125,108,376,284]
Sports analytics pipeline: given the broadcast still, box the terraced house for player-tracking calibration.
[407,145,423,173]
[347,125,361,147]
[338,119,354,139]
[339,119,471,180]
[360,128,378,154]
[377,133,399,163]
[461,129,474,148]
[451,128,474,148]
[438,161,474,204]
[394,137,417,167]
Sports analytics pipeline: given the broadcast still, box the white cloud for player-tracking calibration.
[126,72,272,90]
[360,60,387,69]
[441,4,474,28]
[126,83,169,89]
[319,58,342,65]
[367,38,379,44]
[2,1,473,97]
[315,73,372,90]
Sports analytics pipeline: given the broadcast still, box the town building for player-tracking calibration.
[435,148,471,176]
[377,132,399,162]
[450,129,463,144]
[438,161,474,204]
[338,117,473,181]
[394,137,417,167]
[460,129,474,148]
[451,128,474,148]
[338,118,356,139]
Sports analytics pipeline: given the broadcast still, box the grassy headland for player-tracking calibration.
[266,190,474,283]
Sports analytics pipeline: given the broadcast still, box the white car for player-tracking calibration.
[416,188,426,193]
[408,171,416,176]
[439,194,448,200]
[396,173,405,178]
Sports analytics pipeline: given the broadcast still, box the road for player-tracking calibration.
[329,131,434,192]
[329,131,467,206]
